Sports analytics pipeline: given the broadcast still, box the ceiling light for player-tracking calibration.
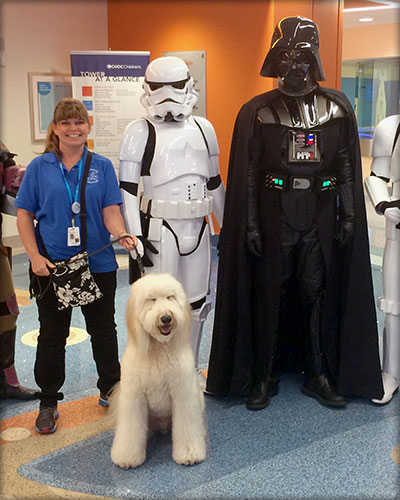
[344,6,397,12]
[359,17,374,22]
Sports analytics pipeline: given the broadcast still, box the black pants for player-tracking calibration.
[280,222,326,306]
[30,269,120,407]
[253,222,326,380]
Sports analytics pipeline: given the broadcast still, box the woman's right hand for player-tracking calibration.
[31,254,55,276]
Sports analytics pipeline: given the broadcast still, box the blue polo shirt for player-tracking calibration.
[15,148,122,273]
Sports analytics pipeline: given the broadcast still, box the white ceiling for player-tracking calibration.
[343,0,400,28]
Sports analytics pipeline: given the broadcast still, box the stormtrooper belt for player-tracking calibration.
[140,196,213,219]
[265,173,337,193]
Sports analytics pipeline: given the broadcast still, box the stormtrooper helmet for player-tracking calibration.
[141,56,198,122]
[260,16,326,96]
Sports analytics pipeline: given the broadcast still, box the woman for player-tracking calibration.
[16,98,136,434]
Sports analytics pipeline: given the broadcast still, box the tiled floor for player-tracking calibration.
[1,167,399,499]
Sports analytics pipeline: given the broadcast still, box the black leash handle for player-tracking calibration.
[132,244,145,277]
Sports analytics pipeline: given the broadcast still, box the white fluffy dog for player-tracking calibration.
[110,273,206,468]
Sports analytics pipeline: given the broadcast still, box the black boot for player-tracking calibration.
[302,374,347,407]
[0,329,37,400]
[246,377,279,411]
[0,383,37,400]
[302,295,347,407]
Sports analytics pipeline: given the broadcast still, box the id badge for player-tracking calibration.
[67,226,81,246]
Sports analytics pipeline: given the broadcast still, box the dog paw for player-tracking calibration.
[173,444,206,466]
[111,447,146,469]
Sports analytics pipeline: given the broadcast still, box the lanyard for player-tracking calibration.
[58,156,84,217]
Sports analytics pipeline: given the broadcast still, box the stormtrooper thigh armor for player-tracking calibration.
[365,114,400,403]
[146,214,212,366]
[380,220,400,381]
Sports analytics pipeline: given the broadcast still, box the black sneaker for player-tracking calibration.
[35,404,59,434]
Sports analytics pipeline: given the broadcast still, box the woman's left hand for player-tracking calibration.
[118,233,137,251]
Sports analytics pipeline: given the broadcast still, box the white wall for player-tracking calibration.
[0,0,108,238]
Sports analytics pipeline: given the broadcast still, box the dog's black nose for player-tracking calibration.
[161,314,172,324]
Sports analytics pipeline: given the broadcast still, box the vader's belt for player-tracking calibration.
[265,173,337,193]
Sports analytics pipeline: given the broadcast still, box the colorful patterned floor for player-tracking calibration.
[1,222,399,499]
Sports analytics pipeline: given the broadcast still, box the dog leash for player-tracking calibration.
[60,234,146,279]
[58,233,136,265]
[132,244,145,277]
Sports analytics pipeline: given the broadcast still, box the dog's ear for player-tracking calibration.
[125,282,149,353]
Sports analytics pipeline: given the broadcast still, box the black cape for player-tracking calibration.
[206,87,384,400]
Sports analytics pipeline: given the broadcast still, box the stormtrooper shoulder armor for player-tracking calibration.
[119,118,150,163]
[193,116,219,156]
[372,115,400,159]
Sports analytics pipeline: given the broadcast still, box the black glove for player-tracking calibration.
[247,227,263,257]
[137,235,159,267]
[337,182,355,247]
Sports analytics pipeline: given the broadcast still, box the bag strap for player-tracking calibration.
[79,151,93,250]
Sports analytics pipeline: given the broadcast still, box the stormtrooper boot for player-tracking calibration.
[372,316,400,405]
[371,372,399,405]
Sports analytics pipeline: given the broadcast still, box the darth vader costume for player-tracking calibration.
[206,17,383,408]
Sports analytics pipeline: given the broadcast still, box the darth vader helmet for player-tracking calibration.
[141,56,198,123]
[260,16,326,96]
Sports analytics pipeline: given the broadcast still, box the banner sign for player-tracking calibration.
[70,51,150,172]
[163,50,206,117]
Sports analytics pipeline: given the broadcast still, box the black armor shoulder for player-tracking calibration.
[316,94,346,124]
[256,105,278,124]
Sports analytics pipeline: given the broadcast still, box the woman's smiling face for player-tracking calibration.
[53,117,90,150]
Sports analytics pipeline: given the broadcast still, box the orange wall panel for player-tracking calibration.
[312,0,343,89]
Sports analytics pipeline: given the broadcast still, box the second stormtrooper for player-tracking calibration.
[119,57,225,382]
[365,114,400,405]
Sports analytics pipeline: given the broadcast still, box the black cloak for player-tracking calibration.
[206,87,384,400]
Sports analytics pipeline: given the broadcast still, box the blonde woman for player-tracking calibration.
[16,98,136,434]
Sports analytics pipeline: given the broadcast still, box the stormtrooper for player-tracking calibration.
[119,56,225,381]
[365,114,400,405]
[206,16,383,408]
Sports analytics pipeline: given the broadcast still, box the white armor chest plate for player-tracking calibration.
[145,118,211,202]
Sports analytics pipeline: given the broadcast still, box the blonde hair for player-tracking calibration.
[44,98,90,159]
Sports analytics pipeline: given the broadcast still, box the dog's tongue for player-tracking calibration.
[160,325,171,335]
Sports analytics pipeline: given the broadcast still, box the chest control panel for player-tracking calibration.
[288,130,321,162]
